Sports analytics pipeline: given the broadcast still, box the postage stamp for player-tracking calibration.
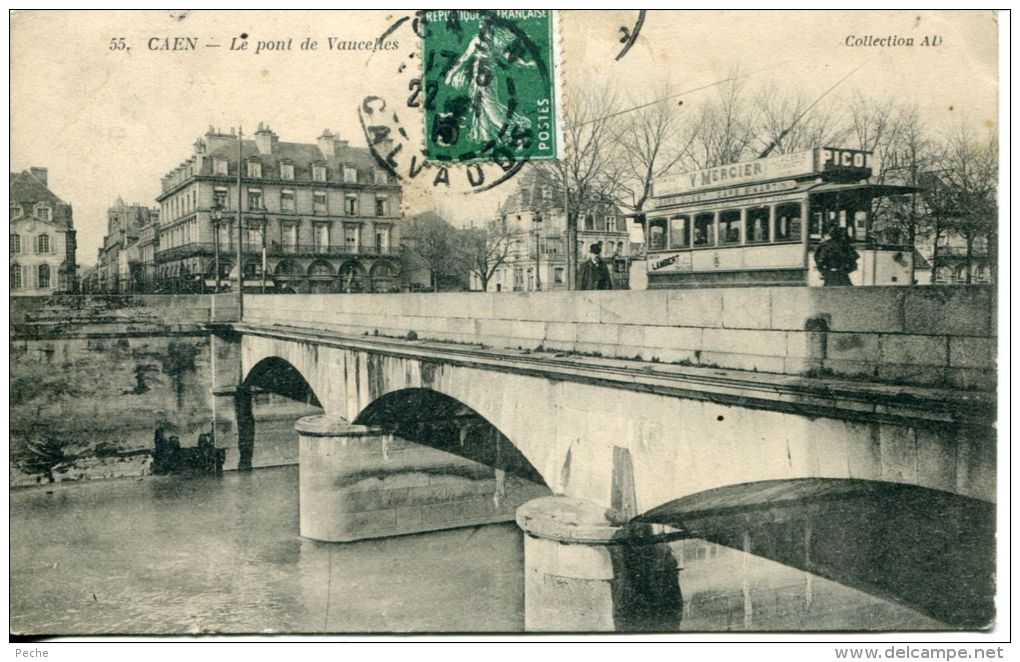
[420,10,560,163]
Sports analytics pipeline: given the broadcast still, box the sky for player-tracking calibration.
[10,10,999,265]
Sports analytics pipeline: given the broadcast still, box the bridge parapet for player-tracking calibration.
[242,286,995,391]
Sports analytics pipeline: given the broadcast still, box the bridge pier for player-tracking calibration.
[516,496,684,632]
[296,414,549,542]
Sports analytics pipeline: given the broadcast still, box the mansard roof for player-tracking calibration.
[9,170,73,227]
[200,139,384,183]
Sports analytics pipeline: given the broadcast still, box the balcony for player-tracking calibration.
[154,242,400,263]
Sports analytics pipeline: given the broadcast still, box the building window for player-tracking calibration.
[214,187,229,210]
[38,264,50,289]
[281,223,297,251]
[554,267,564,284]
[247,189,263,211]
[343,166,358,184]
[218,221,234,250]
[373,168,388,185]
[775,203,801,242]
[584,214,594,231]
[245,224,263,248]
[313,164,327,182]
[281,190,295,213]
[746,206,770,244]
[36,233,51,254]
[669,215,690,249]
[35,205,52,222]
[11,264,21,288]
[214,158,229,176]
[694,213,714,247]
[647,217,667,250]
[375,196,387,216]
[374,226,390,252]
[10,203,22,219]
[10,233,21,254]
[280,162,294,180]
[616,216,627,232]
[314,191,328,214]
[247,161,262,178]
[344,225,359,252]
[344,195,358,215]
[314,223,330,251]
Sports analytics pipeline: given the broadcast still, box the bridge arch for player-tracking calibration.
[631,477,995,629]
[355,387,548,487]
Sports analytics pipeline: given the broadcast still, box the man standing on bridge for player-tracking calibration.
[578,242,613,290]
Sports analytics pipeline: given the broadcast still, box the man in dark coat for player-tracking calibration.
[578,242,614,290]
[814,226,859,286]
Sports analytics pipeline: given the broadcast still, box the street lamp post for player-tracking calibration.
[211,200,223,292]
[533,214,543,291]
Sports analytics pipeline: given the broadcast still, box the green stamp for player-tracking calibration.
[422,10,560,164]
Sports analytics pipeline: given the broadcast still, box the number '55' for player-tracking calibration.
[109,38,128,50]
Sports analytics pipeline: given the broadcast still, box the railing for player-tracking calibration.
[155,242,401,262]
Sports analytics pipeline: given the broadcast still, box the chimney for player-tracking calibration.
[204,126,236,154]
[29,167,48,186]
[318,129,337,159]
[254,122,276,154]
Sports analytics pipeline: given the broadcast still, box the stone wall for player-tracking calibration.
[243,286,997,390]
[8,295,299,485]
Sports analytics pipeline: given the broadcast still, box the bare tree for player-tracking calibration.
[535,81,625,288]
[611,86,695,215]
[940,125,998,283]
[457,220,520,292]
[687,73,758,169]
[754,84,849,155]
[403,211,463,292]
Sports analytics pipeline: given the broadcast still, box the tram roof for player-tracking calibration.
[809,181,922,196]
[651,179,922,213]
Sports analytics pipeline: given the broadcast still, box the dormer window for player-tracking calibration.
[280,162,295,180]
[213,158,229,176]
[373,168,388,185]
[343,166,358,184]
[247,160,262,178]
[35,204,51,222]
[10,203,22,220]
[312,164,327,182]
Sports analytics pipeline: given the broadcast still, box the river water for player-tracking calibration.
[10,465,956,635]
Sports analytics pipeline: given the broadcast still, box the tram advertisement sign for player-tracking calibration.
[819,147,877,177]
[654,150,815,197]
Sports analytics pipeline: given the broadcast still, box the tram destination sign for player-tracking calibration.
[654,179,799,210]
[654,150,815,197]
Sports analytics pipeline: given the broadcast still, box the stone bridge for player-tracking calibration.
[208,286,996,630]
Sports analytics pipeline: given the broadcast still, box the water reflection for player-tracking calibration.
[641,479,995,630]
[10,466,524,635]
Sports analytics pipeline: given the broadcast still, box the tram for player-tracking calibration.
[642,147,920,288]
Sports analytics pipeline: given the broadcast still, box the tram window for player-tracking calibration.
[851,210,867,240]
[720,210,741,244]
[809,211,825,239]
[648,217,667,250]
[746,207,770,244]
[775,203,802,241]
[669,215,690,249]
[693,213,714,246]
